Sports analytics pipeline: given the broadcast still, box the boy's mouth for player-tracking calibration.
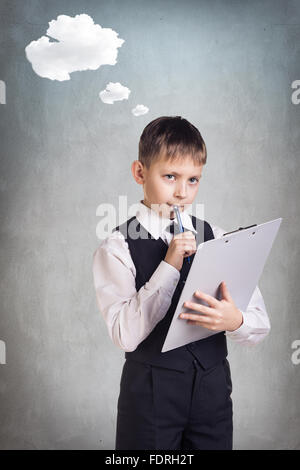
[167,203,184,209]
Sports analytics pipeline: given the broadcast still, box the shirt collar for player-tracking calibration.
[135,200,197,240]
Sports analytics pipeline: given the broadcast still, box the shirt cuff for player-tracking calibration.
[225,310,252,339]
[147,260,180,296]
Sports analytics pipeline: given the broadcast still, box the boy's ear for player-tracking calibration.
[131,160,146,185]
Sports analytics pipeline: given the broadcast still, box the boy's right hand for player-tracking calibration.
[164,231,196,272]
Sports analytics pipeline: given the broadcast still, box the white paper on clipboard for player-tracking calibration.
[161,217,282,353]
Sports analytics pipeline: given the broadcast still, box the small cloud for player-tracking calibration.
[132,104,149,116]
[99,82,130,104]
[25,14,124,81]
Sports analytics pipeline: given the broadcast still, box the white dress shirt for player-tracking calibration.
[92,200,271,352]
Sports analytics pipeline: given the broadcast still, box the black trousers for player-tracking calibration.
[115,357,233,450]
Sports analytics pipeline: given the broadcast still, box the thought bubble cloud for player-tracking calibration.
[132,104,149,116]
[25,14,124,81]
[99,82,131,104]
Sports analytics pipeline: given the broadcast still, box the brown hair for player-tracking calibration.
[138,116,207,169]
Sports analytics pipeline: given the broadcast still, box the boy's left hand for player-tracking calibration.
[179,281,243,332]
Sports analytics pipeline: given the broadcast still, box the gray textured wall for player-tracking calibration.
[0,0,299,450]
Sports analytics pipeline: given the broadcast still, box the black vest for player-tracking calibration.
[113,215,228,371]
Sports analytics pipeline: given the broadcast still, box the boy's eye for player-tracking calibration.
[164,175,199,184]
[165,174,175,180]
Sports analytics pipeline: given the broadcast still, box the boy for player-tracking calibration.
[92,116,270,450]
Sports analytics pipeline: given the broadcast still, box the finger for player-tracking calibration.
[187,319,217,330]
[193,290,219,308]
[180,313,211,324]
[173,238,196,248]
[180,244,196,256]
[180,314,218,330]
[183,231,195,238]
[181,241,196,249]
[174,232,195,240]
[185,249,196,255]
[183,301,211,314]
[221,281,233,302]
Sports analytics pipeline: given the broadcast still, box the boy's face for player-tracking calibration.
[131,154,203,219]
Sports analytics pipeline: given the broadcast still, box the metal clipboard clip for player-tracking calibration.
[222,224,257,236]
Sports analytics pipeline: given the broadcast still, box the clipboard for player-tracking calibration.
[161,217,282,353]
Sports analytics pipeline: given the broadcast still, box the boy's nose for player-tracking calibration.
[175,185,187,199]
